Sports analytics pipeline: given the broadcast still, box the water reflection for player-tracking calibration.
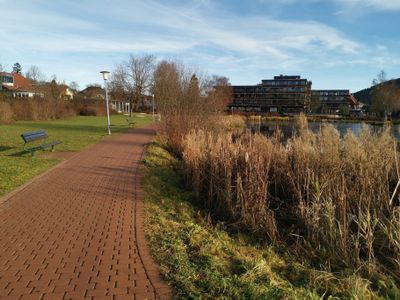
[249,120,400,140]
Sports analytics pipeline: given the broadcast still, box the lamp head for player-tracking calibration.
[100,71,110,81]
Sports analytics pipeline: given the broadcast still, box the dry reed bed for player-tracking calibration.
[182,116,400,280]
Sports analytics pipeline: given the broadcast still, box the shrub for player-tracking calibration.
[9,98,77,121]
[78,105,106,116]
[0,101,13,123]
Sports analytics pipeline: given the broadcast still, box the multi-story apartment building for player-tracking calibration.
[311,90,358,114]
[230,75,312,114]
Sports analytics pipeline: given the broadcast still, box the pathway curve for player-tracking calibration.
[0,126,171,300]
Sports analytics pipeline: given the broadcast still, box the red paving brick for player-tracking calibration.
[0,126,171,300]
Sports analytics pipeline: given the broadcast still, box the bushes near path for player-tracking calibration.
[0,98,112,123]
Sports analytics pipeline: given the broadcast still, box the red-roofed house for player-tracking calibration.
[0,72,44,98]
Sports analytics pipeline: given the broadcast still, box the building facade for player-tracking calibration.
[0,72,43,98]
[230,75,312,114]
[311,90,358,114]
[59,85,75,100]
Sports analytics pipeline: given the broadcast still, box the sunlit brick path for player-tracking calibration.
[0,126,171,300]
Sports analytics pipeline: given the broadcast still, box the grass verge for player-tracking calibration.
[0,114,153,196]
[143,142,397,299]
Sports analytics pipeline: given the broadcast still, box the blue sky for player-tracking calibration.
[0,0,399,92]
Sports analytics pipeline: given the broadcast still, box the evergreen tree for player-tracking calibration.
[12,62,22,74]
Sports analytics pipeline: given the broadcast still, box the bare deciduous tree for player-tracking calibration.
[153,60,202,115]
[111,54,155,116]
[371,70,400,118]
[69,81,80,91]
[109,64,132,111]
[25,65,46,83]
[153,59,226,153]
[152,60,182,113]
[204,75,232,113]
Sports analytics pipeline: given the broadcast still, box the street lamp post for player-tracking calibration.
[152,94,155,121]
[100,71,111,135]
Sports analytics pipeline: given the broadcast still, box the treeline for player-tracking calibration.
[108,55,231,113]
[0,56,232,123]
[107,55,232,151]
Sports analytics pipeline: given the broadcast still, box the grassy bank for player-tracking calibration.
[143,142,398,299]
[0,114,152,196]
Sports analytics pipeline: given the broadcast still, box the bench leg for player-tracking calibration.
[51,145,55,152]
[31,149,36,158]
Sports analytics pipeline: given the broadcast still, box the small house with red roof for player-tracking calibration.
[0,72,44,98]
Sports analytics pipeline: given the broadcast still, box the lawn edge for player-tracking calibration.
[0,119,155,201]
[0,159,67,206]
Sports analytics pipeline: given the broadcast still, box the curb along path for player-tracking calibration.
[0,126,171,300]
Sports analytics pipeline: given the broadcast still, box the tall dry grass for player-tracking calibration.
[287,116,397,271]
[0,101,13,123]
[183,129,287,241]
[11,98,76,121]
[0,98,106,123]
[182,114,400,280]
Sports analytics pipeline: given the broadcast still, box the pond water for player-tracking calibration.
[249,120,400,141]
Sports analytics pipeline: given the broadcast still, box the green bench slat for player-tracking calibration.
[21,130,62,157]
[21,131,49,143]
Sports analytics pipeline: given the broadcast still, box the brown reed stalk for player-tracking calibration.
[181,117,400,280]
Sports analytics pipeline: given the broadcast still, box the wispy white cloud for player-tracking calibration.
[260,0,400,11]
[102,1,360,56]
[0,1,360,58]
[0,0,398,90]
[337,0,400,11]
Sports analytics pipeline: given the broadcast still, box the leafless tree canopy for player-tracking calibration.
[25,65,46,83]
[152,60,182,114]
[110,54,155,114]
[152,59,233,153]
[69,81,79,91]
[371,70,400,116]
[153,60,206,116]
[204,75,232,113]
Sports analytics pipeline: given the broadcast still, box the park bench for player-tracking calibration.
[21,130,62,157]
[126,117,135,127]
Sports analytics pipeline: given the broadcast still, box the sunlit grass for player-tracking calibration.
[0,113,153,196]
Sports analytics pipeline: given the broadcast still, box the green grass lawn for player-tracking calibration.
[0,114,153,196]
